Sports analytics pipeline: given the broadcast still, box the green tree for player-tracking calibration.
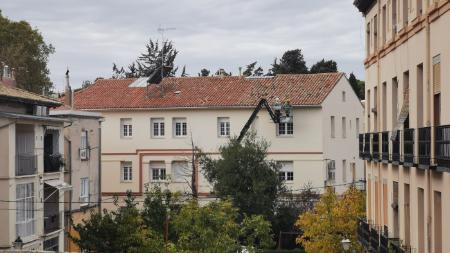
[172,200,273,253]
[181,65,188,77]
[296,186,365,253]
[271,49,308,75]
[112,39,178,83]
[70,192,165,253]
[309,59,338,73]
[0,10,54,93]
[348,73,365,99]
[141,186,179,234]
[200,133,284,218]
[243,61,257,76]
[198,68,210,77]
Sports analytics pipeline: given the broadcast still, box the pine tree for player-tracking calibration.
[198,68,210,76]
[271,49,308,74]
[309,59,338,73]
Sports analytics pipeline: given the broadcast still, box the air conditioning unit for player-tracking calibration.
[79,148,89,160]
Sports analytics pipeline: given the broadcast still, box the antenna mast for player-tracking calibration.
[157,25,176,95]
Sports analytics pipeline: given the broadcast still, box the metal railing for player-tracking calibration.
[403,128,414,166]
[436,125,450,171]
[381,132,389,161]
[16,154,37,176]
[418,127,431,167]
[372,133,380,161]
[44,214,60,233]
[363,133,371,160]
[44,153,64,173]
[359,134,364,158]
[392,130,401,163]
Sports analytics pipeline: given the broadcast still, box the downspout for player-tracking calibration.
[98,120,102,213]
[67,138,72,251]
[425,10,432,253]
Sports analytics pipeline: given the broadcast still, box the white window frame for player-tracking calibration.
[278,161,294,182]
[173,118,187,137]
[121,162,132,182]
[80,178,89,205]
[151,118,165,138]
[278,122,294,136]
[16,183,35,238]
[218,117,231,137]
[152,167,167,181]
[80,130,89,160]
[121,118,132,138]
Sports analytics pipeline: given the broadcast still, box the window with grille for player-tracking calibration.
[218,117,230,137]
[152,168,166,181]
[80,178,89,205]
[327,160,336,181]
[151,118,165,137]
[121,162,132,182]
[173,118,187,137]
[277,161,294,182]
[16,183,35,238]
[121,118,132,138]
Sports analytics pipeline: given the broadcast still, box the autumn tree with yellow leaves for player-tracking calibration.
[295,186,365,253]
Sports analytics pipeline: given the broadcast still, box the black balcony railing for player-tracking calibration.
[44,214,60,233]
[372,133,380,161]
[392,130,401,164]
[44,153,64,173]
[363,133,371,160]
[436,125,450,171]
[418,127,431,167]
[381,132,389,162]
[357,218,370,248]
[359,134,364,158]
[380,226,389,253]
[403,128,414,166]
[370,227,380,252]
[15,154,37,176]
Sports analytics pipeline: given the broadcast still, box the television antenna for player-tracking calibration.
[157,26,176,82]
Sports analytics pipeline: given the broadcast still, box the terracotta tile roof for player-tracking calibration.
[0,82,61,106]
[70,73,344,110]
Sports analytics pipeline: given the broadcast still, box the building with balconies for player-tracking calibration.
[0,82,70,251]
[354,0,450,252]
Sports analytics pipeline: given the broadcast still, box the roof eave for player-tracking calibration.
[353,0,376,15]
[0,95,62,107]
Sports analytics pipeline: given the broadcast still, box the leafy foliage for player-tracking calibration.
[309,59,338,73]
[141,186,179,234]
[348,73,365,99]
[0,10,54,93]
[181,65,188,77]
[198,68,210,76]
[271,49,308,75]
[112,39,178,83]
[70,192,164,253]
[200,133,284,218]
[296,186,365,253]
[243,61,264,76]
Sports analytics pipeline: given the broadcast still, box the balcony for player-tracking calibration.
[435,125,450,172]
[357,218,370,248]
[44,214,60,234]
[16,154,37,176]
[381,132,389,162]
[44,183,60,234]
[418,127,431,168]
[44,153,64,173]
[363,133,371,160]
[372,133,380,162]
[392,130,401,165]
[403,128,414,167]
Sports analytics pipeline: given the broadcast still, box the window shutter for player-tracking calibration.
[433,61,441,95]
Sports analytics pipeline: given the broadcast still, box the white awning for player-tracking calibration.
[45,179,72,191]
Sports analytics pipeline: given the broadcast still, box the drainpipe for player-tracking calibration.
[425,10,432,253]
[67,137,72,252]
[98,120,102,212]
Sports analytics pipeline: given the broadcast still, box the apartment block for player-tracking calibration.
[68,73,364,208]
[354,0,450,252]
[0,81,68,251]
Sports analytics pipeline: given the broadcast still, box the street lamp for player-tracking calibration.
[13,236,23,250]
[341,238,351,252]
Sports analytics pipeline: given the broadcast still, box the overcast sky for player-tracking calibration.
[1,0,365,91]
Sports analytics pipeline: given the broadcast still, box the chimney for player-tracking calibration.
[1,65,17,88]
[65,69,73,108]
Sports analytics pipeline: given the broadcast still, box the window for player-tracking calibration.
[403,0,408,26]
[374,15,378,51]
[80,178,89,205]
[342,91,346,102]
[278,161,294,182]
[16,183,35,238]
[382,5,387,44]
[342,117,347,138]
[218,117,230,137]
[356,118,360,137]
[121,118,132,138]
[392,0,398,35]
[278,121,293,136]
[151,162,166,181]
[80,130,89,160]
[331,116,335,138]
[366,22,371,56]
[327,160,336,181]
[342,160,347,183]
[417,0,422,16]
[172,161,189,182]
[121,162,132,182]
[173,118,187,137]
[151,118,165,137]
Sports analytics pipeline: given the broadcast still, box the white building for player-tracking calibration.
[69,73,364,205]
